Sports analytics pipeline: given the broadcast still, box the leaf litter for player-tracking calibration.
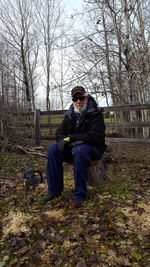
[0,143,150,266]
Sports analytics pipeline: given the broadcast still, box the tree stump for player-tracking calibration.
[87,145,113,186]
[65,145,112,186]
[88,157,107,186]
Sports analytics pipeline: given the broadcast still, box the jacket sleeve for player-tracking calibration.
[69,112,106,146]
[55,116,68,143]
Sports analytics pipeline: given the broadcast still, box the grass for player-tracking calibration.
[40,118,63,124]
[40,117,112,124]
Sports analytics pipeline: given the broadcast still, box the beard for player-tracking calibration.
[73,102,87,114]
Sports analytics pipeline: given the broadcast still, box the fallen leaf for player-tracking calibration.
[17,245,29,255]
[76,258,87,267]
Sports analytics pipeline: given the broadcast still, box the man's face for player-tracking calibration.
[72,93,88,113]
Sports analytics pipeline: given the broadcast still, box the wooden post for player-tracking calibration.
[35,109,41,146]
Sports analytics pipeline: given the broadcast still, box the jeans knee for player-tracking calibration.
[72,144,88,159]
[48,143,58,155]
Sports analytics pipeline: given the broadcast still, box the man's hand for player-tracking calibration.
[58,137,70,152]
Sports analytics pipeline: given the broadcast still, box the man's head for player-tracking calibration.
[71,86,88,114]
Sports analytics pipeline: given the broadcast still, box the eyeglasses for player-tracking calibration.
[72,96,86,102]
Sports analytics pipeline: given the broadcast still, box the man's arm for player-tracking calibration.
[55,117,68,143]
[69,112,106,146]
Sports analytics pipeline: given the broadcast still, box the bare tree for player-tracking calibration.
[34,0,65,111]
[68,0,149,106]
[0,0,39,111]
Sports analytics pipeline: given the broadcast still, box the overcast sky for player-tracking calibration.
[63,0,83,13]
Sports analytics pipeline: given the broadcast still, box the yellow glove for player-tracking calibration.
[64,137,70,142]
[58,137,70,152]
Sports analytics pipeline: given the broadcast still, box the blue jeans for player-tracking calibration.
[47,143,101,200]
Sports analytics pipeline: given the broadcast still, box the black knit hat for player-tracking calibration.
[71,86,86,97]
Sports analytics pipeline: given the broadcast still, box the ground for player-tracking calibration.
[0,143,150,267]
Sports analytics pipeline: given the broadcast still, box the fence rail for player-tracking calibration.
[38,104,150,114]
[1,104,150,145]
[33,104,150,145]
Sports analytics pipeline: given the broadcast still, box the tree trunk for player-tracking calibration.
[21,37,31,111]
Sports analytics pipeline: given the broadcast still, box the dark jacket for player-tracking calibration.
[55,95,107,154]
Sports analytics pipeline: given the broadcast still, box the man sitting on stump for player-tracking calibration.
[41,86,107,207]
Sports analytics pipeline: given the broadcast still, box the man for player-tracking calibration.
[41,86,107,207]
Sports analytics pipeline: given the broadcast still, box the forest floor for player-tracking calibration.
[0,143,150,267]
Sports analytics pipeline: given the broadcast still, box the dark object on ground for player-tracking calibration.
[23,168,44,190]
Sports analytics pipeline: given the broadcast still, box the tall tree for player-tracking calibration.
[0,0,39,111]
[69,0,149,107]
[34,0,64,110]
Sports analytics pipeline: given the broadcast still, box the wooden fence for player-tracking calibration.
[1,104,149,145]
[33,104,150,145]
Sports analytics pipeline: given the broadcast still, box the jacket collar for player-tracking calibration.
[68,94,99,118]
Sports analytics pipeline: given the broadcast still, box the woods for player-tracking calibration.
[0,0,149,112]
[0,0,149,145]
[0,1,150,266]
